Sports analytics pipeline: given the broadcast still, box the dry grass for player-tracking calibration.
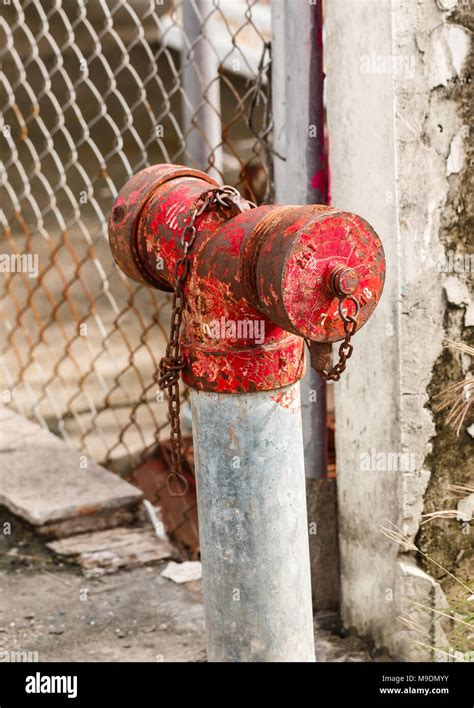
[432,341,473,436]
[381,520,473,660]
[381,520,471,593]
[420,483,473,525]
[385,340,474,658]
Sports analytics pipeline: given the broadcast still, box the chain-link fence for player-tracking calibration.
[1,0,273,483]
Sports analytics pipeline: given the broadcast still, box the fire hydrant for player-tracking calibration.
[109,164,385,662]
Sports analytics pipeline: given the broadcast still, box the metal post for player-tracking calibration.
[181,0,223,180]
[271,0,327,480]
[190,384,315,662]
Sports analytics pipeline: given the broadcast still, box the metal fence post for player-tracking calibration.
[190,385,316,662]
[182,0,223,179]
[271,0,327,480]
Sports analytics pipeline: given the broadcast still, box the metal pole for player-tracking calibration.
[270,0,287,200]
[182,0,223,180]
[271,0,327,480]
[190,384,315,662]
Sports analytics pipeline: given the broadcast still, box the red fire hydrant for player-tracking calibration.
[109,163,385,662]
[109,164,385,390]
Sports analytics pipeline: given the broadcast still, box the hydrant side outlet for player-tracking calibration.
[109,164,385,393]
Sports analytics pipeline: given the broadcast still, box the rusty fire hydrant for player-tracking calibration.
[109,164,385,662]
[109,164,385,389]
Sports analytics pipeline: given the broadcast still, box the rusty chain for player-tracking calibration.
[159,185,358,492]
[158,185,253,496]
[318,295,360,382]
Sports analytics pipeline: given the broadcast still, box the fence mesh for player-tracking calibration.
[1,0,272,478]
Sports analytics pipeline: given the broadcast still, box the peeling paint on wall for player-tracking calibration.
[416,0,473,627]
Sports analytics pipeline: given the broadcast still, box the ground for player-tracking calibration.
[0,510,390,663]
[0,566,206,663]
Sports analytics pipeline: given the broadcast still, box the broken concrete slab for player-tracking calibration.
[0,405,65,452]
[0,407,143,537]
[47,526,175,577]
[34,508,140,539]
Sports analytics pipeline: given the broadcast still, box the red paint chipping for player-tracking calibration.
[270,387,298,411]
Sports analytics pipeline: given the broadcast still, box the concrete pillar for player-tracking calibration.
[325,0,471,659]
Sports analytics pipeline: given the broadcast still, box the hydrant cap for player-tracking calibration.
[108,164,218,289]
[255,207,385,343]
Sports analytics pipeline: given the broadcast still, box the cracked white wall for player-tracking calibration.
[326,0,470,659]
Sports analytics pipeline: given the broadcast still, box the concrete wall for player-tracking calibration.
[325,0,471,660]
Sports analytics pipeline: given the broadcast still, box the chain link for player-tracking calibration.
[159,188,357,492]
[158,186,253,496]
[318,296,360,382]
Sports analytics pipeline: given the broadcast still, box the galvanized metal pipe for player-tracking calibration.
[182,0,223,180]
[190,384,316,662]
[271,0,328,480]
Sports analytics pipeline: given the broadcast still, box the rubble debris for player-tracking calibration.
[161,561,202,584]
[443,276,470,306]
[131,438,200,558]
[47,526,175,577]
